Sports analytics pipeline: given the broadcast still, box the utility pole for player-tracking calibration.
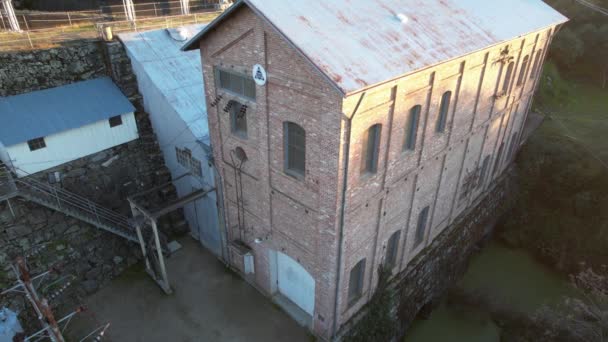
[1,0,20,32]
[122,0,136,23]
[180,0,190,15]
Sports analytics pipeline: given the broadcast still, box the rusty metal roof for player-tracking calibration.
[184,0,567,95]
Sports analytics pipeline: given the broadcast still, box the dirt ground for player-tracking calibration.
[66,238,311,342]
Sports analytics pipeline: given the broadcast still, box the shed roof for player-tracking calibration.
[119,25,210,143]
[183,0,568,95]
[0,77,134,146]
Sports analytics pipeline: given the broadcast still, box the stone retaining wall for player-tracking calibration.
[0,39,184,332]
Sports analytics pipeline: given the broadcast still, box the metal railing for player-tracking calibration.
[0,1,225,51]
[0,166,137,241]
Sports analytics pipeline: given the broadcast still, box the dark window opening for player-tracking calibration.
[414,206,430,248]
[530,49,543,80]
[517,55,530,86]
[217,68,256,100]
[348,259,366,305]
[385,230,401,268]
[502,62,515,94]
[229,100,248,138]
[477,155,491,189]
[284,122,306,177]
[437,92,451,133]
[405,105,421,150]
[27,137,46,151]
[109,115,123,128]
[362,124,382,174]
[493,143,505,176]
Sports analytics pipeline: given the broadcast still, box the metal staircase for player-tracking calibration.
[0,166,138,242]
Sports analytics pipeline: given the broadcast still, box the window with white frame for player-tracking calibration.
[176,147,203,177]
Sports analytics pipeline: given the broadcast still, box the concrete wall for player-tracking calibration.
[5,112,138,177]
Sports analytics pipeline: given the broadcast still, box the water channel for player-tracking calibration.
[405,241,575,341]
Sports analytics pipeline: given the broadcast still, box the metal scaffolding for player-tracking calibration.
[127,173,215,294]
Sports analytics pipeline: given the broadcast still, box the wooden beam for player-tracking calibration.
[151,188,215,219]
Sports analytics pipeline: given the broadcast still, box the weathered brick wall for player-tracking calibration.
[199,5,344,337]
[336,28,556,329]
[196,3,558,340]
[336,170,516,340]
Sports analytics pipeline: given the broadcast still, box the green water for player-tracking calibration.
[405,241,574,342]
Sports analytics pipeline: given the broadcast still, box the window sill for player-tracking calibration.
[284,169,305,181]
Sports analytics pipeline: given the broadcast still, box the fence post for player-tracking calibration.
[153,3,158,17]
[1,0,20,31]
[22,14,29,31]
[67,12,72,26]
[26,30,33,48]
[122,0,136,23]
[0,11,6,30]
[180,0,190,15]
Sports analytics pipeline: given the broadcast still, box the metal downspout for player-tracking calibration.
[332,93,365,339]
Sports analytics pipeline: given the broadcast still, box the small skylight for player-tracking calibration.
[396,13,409,24]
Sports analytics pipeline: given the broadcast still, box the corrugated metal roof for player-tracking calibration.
[183,0,568,95]
[119,25,210,142]
[0,77,135,146]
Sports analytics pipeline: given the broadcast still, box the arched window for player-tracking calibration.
[517,55,530,86]
[284,122,306,176]
[348,259,366,305]
[385,230,401,268]
[414,206,430,248]
[436,91,451,133]
[477,155,491,189]
[530,49,543,80]
[493,142,505,176]
[404,105,421,150]
[502,62,515,93]
[362,124,382,174]
[229,100,247,138]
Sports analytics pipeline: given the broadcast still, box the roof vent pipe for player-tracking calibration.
[396,13,409,24]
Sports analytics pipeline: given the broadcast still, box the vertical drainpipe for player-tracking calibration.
[332,92,365,339]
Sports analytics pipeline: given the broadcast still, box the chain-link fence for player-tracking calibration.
[0,0,226,51]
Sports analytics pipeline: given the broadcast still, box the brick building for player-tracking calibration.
[184,0,567,339]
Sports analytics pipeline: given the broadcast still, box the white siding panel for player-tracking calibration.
[8,113,138,177]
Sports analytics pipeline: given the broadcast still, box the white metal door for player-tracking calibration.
[277,252,315,316]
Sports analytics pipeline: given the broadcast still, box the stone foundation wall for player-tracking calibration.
[0,39,184,332]
[337,170,516,340]
[0,41,107,97]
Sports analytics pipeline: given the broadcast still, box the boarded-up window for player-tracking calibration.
[502,62,515,93]
[229,100,247,138]
[27,137,46,151]
[362,124,382,174]
[385,230,401,268]
[217,68,256,100]
[284,122,306,177]
[414,206,430,248]
[517,55,530,86]
[437,92,451,133]
[530,49,543,80]
[404,105,421,150]
[348,259,366,305]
